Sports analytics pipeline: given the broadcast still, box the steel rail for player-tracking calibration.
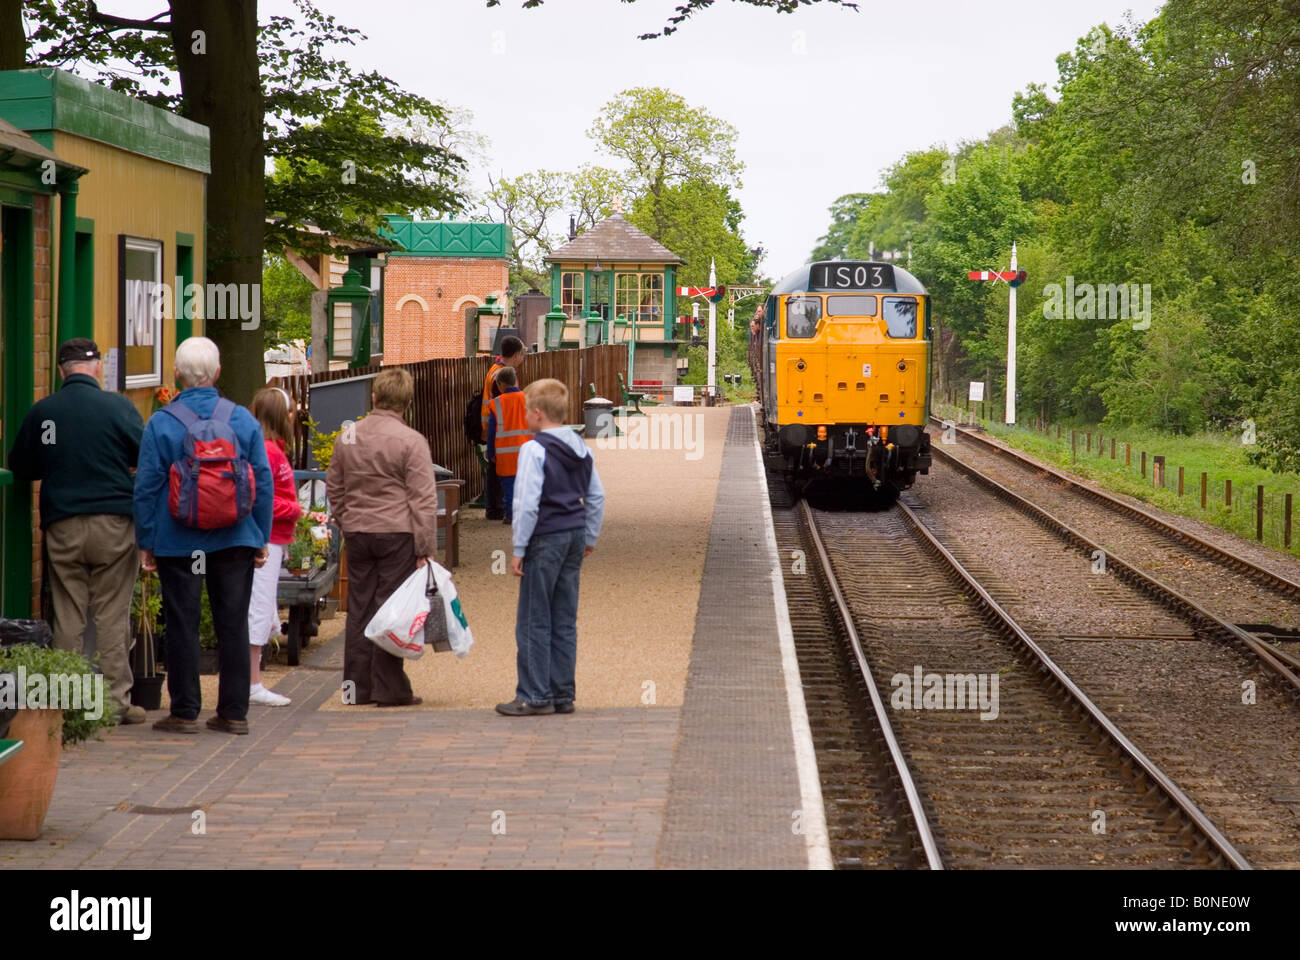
[930,442,1300,696]
[798,499,945,870]
[931,417,1300,601]
[886,497,1252,870]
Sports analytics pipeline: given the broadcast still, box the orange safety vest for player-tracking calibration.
[491,391,532,476]
[480,361,505,438]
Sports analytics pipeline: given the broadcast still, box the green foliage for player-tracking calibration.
[812,2,1300,468]
[810,193,874,262]
[285,515,329,574]
[20,0,469,258]
[261,255,315,349]
[304,416,344,472]
[198,584,217,650]
[131,572,162,639]
[589,87,743,241]
[490,0,860,40]
[0,644,118,745]
[628,180,753,290]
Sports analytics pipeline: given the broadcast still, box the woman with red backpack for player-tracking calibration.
[134,337,274,735]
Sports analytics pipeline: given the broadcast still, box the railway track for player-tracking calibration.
[927,418,1300,691]
[768,467,1248,869]
[906,455,1300,867]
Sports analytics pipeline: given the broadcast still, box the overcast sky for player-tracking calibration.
[115,0,1166,274]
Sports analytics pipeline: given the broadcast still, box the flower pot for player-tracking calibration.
[320,597,339,621]
[129,674,165,711]
[197,648,220,675]
[0,708,63,840]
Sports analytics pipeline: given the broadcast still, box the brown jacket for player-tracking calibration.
[325,408,438,557]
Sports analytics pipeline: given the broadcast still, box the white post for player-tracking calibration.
[707,258,717,402]
[1006,241,1017,425]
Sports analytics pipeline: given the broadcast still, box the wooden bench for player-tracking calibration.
[0,740,23,767]
[437,479,464,569]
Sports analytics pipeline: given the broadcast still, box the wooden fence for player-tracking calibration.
[270,344,629,502]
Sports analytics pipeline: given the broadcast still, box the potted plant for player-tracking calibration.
[129,571,165,709]
[306,415,350,609]
[197,584,219,674]
[0,644,118,839]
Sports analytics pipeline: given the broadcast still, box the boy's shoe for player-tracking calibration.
[153,714,198,734]
[485,510,505,520]
[119,705,147,724]
[205,715,249,735]
[553,701,574,715]
[495,699,555,716]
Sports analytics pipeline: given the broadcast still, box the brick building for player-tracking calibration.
[379,216,510,362]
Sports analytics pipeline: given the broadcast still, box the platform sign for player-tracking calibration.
[673,385,694,405]
[969,381,985,402]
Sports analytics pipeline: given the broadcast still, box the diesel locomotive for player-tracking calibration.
[752,260,932,493]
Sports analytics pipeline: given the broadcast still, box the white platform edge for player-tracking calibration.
[750,404,833,869]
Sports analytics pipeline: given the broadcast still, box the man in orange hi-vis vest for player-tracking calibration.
[487,366,530,524]
[481,336,526,520]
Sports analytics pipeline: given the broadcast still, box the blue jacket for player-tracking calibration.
[133,387,273,557]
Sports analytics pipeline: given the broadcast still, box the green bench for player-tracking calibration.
[0,740,23,766]
[617,373,654,414]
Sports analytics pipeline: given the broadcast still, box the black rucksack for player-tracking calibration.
[464,392,484,445]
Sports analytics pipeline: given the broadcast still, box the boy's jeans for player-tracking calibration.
[515,527,586,705]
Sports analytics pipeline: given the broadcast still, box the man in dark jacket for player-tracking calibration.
[7,339,146,723]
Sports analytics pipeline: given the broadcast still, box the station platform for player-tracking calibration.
[0,406,828,870]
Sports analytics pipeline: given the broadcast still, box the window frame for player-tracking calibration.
[826,294,879,318]
[118,234,164,390]
[882,295,919,339]
[784,295,822,339]
[614,271,664,325]
[561,271,585,319]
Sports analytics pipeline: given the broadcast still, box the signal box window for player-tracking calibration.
[561,272,584,318]
[883,297,918,338]
[786,297,821,338]
[827,295,878,317]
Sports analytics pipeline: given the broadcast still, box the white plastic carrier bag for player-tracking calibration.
[428,560,474,658]
[363,566,429,660]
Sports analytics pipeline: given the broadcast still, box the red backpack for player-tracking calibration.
[160,398,256,529]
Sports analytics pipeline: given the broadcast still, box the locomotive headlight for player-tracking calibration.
[897,361,907,371]
[796,360,806,371]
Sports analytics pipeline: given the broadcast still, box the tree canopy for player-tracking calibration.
[811,0,1300,465]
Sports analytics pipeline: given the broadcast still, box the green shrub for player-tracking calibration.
[0,644,119,745]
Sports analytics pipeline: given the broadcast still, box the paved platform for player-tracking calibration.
[1,405,825,870]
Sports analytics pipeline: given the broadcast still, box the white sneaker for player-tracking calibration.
[249,685,291,707]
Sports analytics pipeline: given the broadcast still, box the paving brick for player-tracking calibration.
[2,405,818,869]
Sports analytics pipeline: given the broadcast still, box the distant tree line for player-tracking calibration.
[811,0,1300,470]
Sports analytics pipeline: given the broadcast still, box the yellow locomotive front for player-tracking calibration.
[757,260,932,492]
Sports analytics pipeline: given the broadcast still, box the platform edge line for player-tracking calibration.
[751,404,833,869]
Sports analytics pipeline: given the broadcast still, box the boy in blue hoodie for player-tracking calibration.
[496,378,605,716]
